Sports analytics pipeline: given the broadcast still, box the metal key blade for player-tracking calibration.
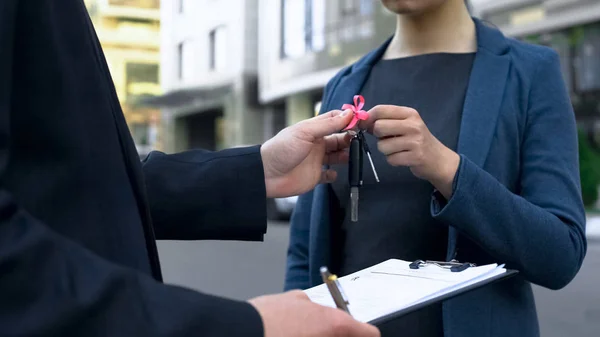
[350,187,359,222]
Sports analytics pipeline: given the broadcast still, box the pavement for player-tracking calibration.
[158,221,600,337]
[157,221,290,300]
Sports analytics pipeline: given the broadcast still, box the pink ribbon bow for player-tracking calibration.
[342,95,369,131]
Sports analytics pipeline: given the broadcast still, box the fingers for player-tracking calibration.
[385,151,414,167]
[330,311,381,337]
[350,322,381,337]
[325,133,352,153]
[313,109,351,120]
[299,109,354,139]
[377,135,413,156]
[324,150,349,165]
[344,321,381,337]
[287,290,310,300]
[358,105,418,132]
[369,105,418,120]
[371,119,421,138]
[320,169,338,184]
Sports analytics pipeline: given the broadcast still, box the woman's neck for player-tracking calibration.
[383,0,477,59]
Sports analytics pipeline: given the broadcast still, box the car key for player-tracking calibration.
[349,134,363,222]
[358,130,380,183]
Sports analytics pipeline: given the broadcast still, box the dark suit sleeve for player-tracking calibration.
[142,146,268,241]
[0,3,263,336]
[432,50,587,290]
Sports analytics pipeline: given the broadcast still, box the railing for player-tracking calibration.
[281,13,376,59]
[108,0,159,9]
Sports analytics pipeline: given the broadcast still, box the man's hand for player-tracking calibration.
[248,291,380,337]
[261,110,354,198]
[360,105,460,199]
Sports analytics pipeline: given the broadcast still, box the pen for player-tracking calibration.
[320,266,351,314]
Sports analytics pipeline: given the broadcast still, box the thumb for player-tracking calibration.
[348,322,381,337]
[299,109,353,140]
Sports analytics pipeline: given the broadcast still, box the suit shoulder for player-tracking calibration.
[324,65,351,91]
[506,37,560,70]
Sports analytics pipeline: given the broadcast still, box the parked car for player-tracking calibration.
[267,196,298,221]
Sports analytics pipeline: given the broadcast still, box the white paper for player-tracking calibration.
[304,259,507,323]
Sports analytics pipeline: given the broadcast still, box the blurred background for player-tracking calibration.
[83,0,600,336]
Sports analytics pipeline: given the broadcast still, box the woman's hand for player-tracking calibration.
[361,105,460,199]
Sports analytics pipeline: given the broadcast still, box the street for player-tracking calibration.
[158,222,600,337]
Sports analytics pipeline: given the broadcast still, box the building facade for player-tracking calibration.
[153,0,261,152]
[85,0,162,156]
[257,0,396,137]
[154,0,600,151]
[473,0,600,142]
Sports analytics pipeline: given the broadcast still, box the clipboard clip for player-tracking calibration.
[409,259,476,272]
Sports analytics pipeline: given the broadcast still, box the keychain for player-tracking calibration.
[342,95,380,222]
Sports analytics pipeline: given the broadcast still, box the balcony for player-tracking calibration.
[96,29,159,48]
[99,0,160,21]
[108,0,159,9]
[95,21,160,48]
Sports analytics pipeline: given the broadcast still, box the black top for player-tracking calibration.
[0,1,266,336]
[331,52,475,337]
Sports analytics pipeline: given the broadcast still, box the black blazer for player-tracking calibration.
[0,1,267,336]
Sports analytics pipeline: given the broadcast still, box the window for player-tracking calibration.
[340,0,375,17]
[574,24,600,92]
[360,0,373,16]
[341,0,357,16]
[177,43,184,79]
[109,0,159,9]
[125,62,160,103]
[177,41,194,80]
[209,26,228,71]
[311,0,325,52]
[338,0,374,41]
[281,0,326,58]
[131,123,150,146]
[282,0,307,58]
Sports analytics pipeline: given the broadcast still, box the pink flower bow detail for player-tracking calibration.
[342,95,369,131]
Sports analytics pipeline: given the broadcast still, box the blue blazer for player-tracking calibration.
[285,19,587,337]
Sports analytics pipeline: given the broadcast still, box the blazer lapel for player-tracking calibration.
[447,19,511,260]
[458,21,511,167]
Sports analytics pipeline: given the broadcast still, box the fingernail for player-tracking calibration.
[340,110,350,117]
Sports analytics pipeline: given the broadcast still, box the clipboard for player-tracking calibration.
[305,258,519,326]
[370,265,518,326]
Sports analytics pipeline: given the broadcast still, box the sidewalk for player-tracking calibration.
[587,216,600,241]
